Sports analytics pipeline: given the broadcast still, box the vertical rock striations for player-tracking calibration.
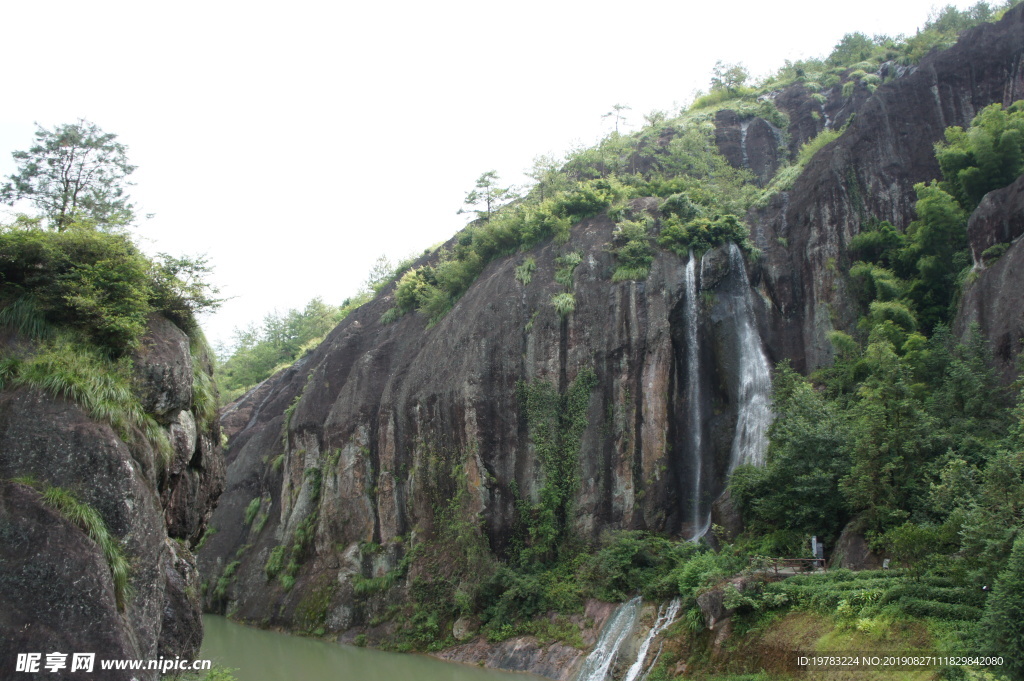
[198,218,771,635]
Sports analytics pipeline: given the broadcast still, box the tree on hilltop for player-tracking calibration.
[1,119,136,231]
[710,61,749,93]
[460,171,517,221]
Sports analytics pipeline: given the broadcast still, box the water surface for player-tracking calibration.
[200,615,541,681]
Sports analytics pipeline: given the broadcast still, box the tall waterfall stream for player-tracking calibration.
[683,251,709,540]
[727,243,772,470]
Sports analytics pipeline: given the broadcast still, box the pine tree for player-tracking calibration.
[978,532,1024,680]
[1,120,136,230]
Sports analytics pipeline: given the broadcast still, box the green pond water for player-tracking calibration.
[199,615,543,681]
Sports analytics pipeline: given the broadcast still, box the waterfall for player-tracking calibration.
[622,598,681,681]
[739,119,751,170]
[727,243,772,470]
[683,252,709,540]
[575,597,641,681]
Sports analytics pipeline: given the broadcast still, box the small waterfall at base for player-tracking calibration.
[683,251,709,541]
[622,598,682,681]
[727,243,773,470]
[575,597,641,681]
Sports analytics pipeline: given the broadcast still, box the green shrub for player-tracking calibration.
[550,292,575,317]
[554,252,583,288]
[265,546,287,579]
[353,569,401,596]
[674,549,741,598]
[214,561,240,599]
[897,597,982,620]
[657,213,750,256]
[980,242,1010,263]
[0,224,151,354]
[611,266,650,282]
[581,531,697,601]
[394,267,434,313]
[379,307,403,325]
[244,498,261,526]
[936,101,1024,211]
[689,86,757,111]
[796,127,845,167]
[659,193,701,221]
[756,126,846,202]
[0,221,219,356]
[514,258,536,285]
[610,219,654,281]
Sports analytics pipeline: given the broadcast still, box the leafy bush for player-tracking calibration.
[514,257,536,285]
[980,242,1010,263]
[0,224,153,354]
[935,100,1024,211]
[148,253,222,333]
[550,292,575,317]
[610,219,654,281]
[674,548,744,599]
[0,221,219,356]
[214,561,241,599]
[657,213,750,256]
[796,127,845,167]
[554,251,583,288]
[580,531,698,601]
[690,86,758,111]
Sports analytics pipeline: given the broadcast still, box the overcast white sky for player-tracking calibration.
[0,0,981,352]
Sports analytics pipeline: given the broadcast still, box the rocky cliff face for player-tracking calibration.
[201,212,769,627]
[745,5,1024,371]
[198,4,1024,671]
[0,316,223,680]
[955,172,1024,383]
